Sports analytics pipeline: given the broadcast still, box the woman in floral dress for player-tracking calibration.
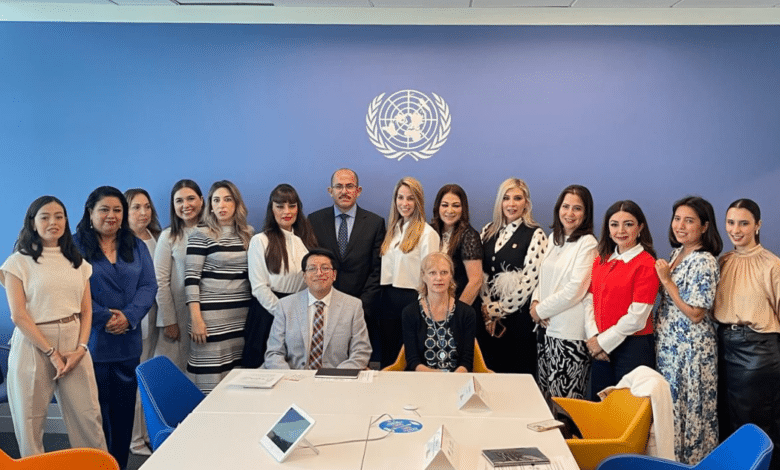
[654,196,722,464]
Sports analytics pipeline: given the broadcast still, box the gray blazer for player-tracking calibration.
[264,288,372,370]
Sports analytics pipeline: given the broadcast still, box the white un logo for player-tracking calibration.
[366,90,451,161]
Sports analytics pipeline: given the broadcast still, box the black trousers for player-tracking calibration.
[94,358,140,470]
[588,334,655,401]
[379,286,418,368]
[718,324,780,470]
[241,292,290,368]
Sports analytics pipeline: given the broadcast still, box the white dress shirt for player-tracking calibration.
[248,229,307,316]
[380,221,440,290]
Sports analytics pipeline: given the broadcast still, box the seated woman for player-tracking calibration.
[401,252,476,372]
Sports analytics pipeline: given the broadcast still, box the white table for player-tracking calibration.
[195,370,552,420]
[139,370,574,470]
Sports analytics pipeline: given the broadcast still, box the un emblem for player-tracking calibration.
[366,90,451,161]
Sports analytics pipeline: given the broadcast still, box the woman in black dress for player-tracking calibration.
[431,184,483,306]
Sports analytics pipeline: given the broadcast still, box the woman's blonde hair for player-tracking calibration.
[381,177,427,255]
[418,252,457,299]
[483,178,539,240]
[203,180,252,249]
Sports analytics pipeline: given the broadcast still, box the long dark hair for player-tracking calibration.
[168,179,204,242]
[263,184,317,274]
[668,196,723,257]
[124,188,162,239]
[76,186,136,263]
[597,200,656,262]
[431,184,472,259]
[551,184,594,247]
[14,195,83,268]
[728,198,762,244]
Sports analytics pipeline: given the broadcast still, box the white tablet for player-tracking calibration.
[260,404,317,463]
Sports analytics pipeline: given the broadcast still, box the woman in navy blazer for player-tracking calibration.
[74,186,156,470]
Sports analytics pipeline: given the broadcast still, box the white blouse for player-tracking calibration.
[531,233,597,341]
[248,229,308,316]
[380,221,440,290]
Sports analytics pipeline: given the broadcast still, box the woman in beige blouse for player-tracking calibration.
[714,198,780,470]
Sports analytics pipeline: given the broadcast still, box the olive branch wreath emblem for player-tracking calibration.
[365,91,451,161]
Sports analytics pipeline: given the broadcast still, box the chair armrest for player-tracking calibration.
[597,453,692,470]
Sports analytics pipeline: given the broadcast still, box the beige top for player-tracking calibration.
[714,244,780,333]
[0,247,92,323]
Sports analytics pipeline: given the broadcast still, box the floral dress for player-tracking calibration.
[655,248,719,464]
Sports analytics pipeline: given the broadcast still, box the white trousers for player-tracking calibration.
[7,320,107,457]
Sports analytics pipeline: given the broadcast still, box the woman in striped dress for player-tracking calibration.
[185,180,253,393]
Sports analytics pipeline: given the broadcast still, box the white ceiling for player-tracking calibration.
[2,0,780,7]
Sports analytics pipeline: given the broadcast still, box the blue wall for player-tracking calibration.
[1,23,779,336]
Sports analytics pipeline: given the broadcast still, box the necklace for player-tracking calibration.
[423,296,455,364]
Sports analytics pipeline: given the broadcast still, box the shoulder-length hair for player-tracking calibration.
[431,184,473,259]
[14,195,83,268]
[728,198,762,244]
[124,188,162,240]
[263,183,318,274]
[417,252,457,299]
[551,185,594,247]
[203,180,252,249]
[597,200,656,263]
[668,196,723,257]
[75,185,136,263]
[381,177,427,255]
[483,178,539,241]
[167,179,204,243]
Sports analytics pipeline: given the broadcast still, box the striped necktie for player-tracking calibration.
[308,301,325,370]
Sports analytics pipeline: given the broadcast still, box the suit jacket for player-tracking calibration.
[308,205,385,315]
[264,288,372,370]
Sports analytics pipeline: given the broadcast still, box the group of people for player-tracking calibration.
[1,169,778,470]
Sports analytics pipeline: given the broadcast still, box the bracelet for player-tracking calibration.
[44,347,55,357]
[79,343,89,352]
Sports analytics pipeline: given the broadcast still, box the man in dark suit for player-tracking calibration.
[308,169,385,318]
[264,248,371,370]
[308,169,385,363]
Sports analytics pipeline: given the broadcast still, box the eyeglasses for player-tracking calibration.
[305,266,334,274]
[331,184,357,192]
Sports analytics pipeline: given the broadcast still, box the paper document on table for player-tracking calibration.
[229,370,284,389]
[313,370,374,383]
[478,454,579,470]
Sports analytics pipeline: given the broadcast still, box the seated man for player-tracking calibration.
[264,248,372,370]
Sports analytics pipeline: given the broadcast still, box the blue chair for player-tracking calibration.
[0,344,11,404]
[596,423,773,470]
[136,356,205,451]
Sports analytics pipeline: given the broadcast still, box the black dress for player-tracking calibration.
[447,225,483,302]
[476,222,545,374]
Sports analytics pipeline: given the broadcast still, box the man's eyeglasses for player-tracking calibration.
[331,184,357,192]
[305,266,334,274]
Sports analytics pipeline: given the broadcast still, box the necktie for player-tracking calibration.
[308,301,325,370]
[338,213,349,258]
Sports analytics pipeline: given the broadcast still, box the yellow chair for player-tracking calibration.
[382,339,493,373]
[0,447,119,469]
[552,388,652,470]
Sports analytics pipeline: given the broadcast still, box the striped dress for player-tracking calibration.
[185,226,251,393]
